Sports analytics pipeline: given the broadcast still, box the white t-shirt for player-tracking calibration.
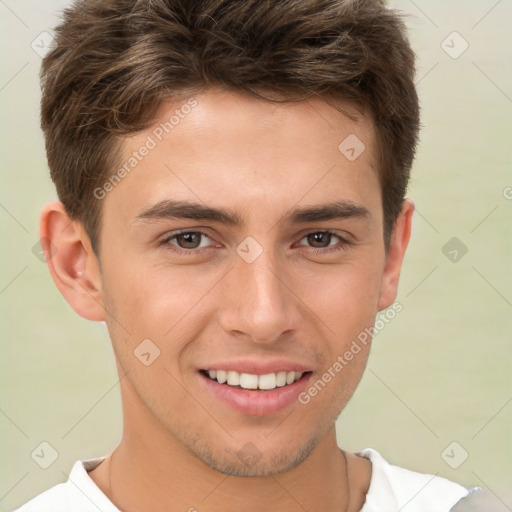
[12,448,478,512]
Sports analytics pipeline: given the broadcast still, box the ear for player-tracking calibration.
[377,198,414,311]
[39,201,105,321]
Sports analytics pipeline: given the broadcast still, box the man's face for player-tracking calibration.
[98,87,389,476]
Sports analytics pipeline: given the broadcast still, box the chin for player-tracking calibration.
[189,434,320,477]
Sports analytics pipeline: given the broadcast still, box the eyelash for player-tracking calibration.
[160,230,351,256]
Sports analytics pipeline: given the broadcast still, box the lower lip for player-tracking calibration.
[199,371,313,416]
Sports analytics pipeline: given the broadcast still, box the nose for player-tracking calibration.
[217,242,302,345]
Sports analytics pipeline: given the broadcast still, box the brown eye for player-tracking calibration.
[305,232,336,248]
[161,230,214,255]
[174,232,203,249]
[297,231,351,254]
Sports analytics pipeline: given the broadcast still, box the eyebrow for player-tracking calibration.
[133,199,371,226]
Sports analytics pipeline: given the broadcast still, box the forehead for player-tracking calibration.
[155,87,376,158]
[103,87,380,227]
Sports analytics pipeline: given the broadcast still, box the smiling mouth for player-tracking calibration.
[199,369,312,391]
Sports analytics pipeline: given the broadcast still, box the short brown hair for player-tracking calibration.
[40,0,420,256]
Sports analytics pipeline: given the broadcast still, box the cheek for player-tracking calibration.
[299,341,370,421]
[102,259,215,372]
[102,256,184,328]
[300,256,384,333]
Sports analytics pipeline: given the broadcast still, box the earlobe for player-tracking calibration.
[377,199,414,311]
[40,201,106,322]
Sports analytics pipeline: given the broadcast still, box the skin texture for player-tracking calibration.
[40,87,414,512]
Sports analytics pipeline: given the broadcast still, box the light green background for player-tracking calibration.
[1,0,511,509]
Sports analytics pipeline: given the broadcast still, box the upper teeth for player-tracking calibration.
[207,370,303,390]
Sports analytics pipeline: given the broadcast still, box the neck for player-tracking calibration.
[104,433,351,512]
[88,376,370,512]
